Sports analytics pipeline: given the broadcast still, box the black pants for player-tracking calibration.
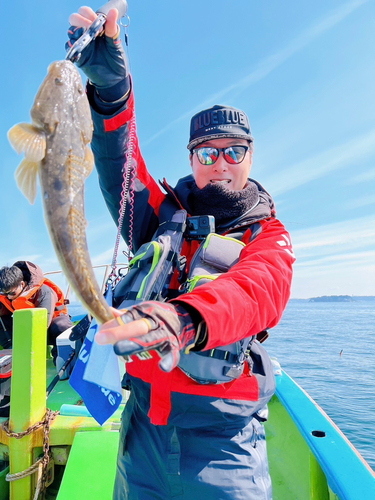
[0,315,13,350]
[48,315,74,361]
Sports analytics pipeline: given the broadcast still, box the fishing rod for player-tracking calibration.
[47,313,94,397]
[66,0,128,63]
[46,351,76,398]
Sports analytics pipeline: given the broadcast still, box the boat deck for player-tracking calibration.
[0,309,374,499]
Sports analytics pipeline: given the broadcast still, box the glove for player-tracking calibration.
[65,25,129,92]
[113,302,198,372]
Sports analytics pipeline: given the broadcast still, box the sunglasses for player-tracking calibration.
[0,285,23,297]
[192,145,249,165]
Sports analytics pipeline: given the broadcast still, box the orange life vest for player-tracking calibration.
[0,278,68,318]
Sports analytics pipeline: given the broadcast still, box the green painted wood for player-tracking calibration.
[265,395,330,499]
[9,308,48,500]
[46,360,82,411]
[56,431,119,500]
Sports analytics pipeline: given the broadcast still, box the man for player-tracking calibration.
[68,6,295,499]
[0,261,73,358]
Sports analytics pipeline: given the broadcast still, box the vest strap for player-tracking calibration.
[193,348,240,365]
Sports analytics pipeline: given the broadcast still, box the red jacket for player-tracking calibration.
[89,86,295,424]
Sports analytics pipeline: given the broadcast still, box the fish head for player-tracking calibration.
[31,60,93,143]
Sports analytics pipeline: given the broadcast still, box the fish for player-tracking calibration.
[8,60,114,324]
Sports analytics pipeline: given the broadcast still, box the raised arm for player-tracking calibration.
[66,6,166,250]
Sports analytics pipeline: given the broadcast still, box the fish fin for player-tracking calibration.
[85,145,94,175]
[66,148,94,197]
[14,159,39,205]
[68,206,88,255]
[8,123,46,162]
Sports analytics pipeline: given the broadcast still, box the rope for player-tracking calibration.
[3,409,59,499]
[5,457,44,482]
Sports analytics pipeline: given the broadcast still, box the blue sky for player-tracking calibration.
[2,0,374,299]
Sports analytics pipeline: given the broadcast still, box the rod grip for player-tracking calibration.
[96,0,128,18]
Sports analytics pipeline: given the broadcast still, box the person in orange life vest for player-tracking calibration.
[67,6,295,500]
[0,261,73,359]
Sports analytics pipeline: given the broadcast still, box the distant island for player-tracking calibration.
[309,295,353,303]
[290,296,375,303]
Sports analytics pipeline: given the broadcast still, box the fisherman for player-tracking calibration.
[67,6,295,499]
[0,261,73,359]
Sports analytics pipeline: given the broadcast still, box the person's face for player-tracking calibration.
[190,138,253,191]
[3,282,25,301]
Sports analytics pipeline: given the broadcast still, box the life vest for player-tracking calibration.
[0,296,13,314]
[114,210,255,384]
[0,278,68,318]
[177,232,253,383]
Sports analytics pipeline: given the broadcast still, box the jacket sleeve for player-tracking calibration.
[172,217,295,349]
[88,84,166,251]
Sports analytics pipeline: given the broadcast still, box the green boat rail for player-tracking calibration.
[266,372,375,499]
[0,307,374,499]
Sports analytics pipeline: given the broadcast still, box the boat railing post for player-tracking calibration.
[8,308,47,500]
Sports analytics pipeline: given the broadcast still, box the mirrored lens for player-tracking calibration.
[195,146,248,165]
[224,146,247,164]
[196,147,219,165]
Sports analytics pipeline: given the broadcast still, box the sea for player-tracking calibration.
[68,298,375,471]
[265,298,375,472]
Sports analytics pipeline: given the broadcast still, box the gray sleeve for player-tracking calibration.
[34,285,58,326]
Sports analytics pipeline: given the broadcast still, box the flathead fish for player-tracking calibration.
[8,60,114,324]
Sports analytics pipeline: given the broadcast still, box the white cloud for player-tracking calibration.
[266,129,375,196]
[0,254,42,267]
[291,264,375,298]
[346,194,375,209]
[87,216,118,240]
[91,243,129,269]
[349,167,375,184]
[295,250,375,269]
[290,214,375,258]
[143,0,369,146]
[290,216,375,297]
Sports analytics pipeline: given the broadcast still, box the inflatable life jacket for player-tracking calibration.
[114,210,255,384]
[0,278,68,318]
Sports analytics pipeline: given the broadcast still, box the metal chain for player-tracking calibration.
[3,409,59,499]
[2,409,59,439]
[39,408,56,495]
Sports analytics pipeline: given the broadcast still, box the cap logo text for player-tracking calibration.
[194,110,247,132]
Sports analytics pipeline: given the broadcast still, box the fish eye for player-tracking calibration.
[77,86,84,94]
[55,78,63,86]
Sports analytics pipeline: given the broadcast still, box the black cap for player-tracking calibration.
[187,104,254,150]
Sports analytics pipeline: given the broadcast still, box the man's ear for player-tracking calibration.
[189,153,193,168]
